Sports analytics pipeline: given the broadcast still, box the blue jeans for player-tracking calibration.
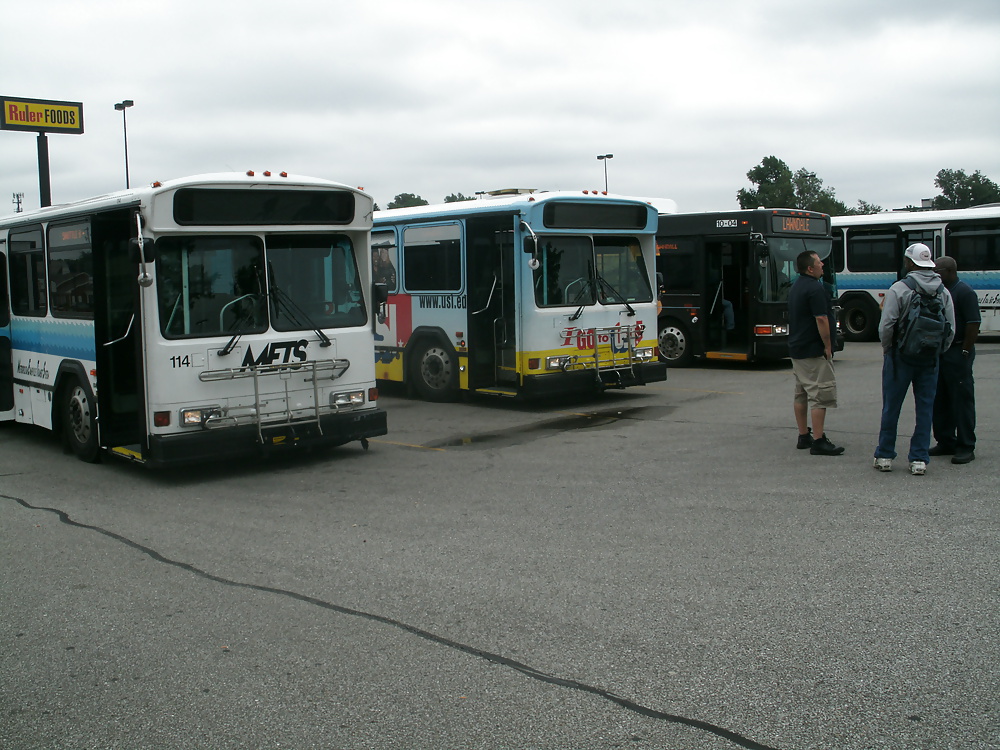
[875,352,939,463]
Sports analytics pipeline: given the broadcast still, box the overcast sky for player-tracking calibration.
[3,0,999,215]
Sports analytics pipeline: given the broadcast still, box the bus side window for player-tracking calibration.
[9,226,47,317]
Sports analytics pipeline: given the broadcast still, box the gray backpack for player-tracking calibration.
[895,277,950,367]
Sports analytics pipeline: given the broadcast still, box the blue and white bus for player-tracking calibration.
[831,205,1000,340]
[371,190,666,400]
[0,172,386,466]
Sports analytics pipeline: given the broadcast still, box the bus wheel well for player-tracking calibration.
[658,316,694,367]
[56,372,100,463]
[406,330,459,402]
[840,294,880,342]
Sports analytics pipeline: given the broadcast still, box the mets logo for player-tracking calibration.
[241,340,309,367]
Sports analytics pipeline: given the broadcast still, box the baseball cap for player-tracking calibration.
[904,243,935,268]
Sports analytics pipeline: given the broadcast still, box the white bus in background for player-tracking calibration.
[831,205,1000,341]
[371,190,667,400]
[0,172,387,466]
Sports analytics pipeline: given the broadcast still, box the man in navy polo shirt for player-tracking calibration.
[788,250,844,455]
[930,255,980,464]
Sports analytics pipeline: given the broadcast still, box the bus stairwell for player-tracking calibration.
[198,358,351,443]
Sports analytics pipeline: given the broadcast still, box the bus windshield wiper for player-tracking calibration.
[567,278,596,322]
[268,263,332,347]
[596,274,636,316]
[218,296,260,356]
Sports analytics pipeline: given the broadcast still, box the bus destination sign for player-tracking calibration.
[1,96,84,135]
[771,214,825,235]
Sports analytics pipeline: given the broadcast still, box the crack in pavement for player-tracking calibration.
[4,492,783,750]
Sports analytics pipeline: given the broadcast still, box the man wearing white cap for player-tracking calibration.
[873,243,955,475]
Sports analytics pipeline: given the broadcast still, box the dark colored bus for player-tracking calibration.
[655,208,839,366]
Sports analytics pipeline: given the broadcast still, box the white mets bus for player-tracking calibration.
[371,190,667,400]
[832,205,1000,341]
[0,172,387,466]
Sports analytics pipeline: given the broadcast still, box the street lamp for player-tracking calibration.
[114,99,134,188]
[597,153,613,192]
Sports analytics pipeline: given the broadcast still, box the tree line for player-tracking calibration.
[736,156,1000,215]
[378,159,1000,215]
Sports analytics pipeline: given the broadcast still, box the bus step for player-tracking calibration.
[110,445,145,462]
[474,387,519,398]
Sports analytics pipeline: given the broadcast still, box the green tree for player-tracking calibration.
[387,193,429,209]
[444,193,474,203]
[791,168,850,215]
[737,156,796,209]
[930,169,1000,209]
[738,156,880,216]
[852,199,883,215]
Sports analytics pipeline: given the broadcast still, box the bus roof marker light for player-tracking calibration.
[263,171,271,177]
[246,170,254,176]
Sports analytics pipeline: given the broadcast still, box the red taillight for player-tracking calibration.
[754,325,773,336]
[153,411,170,427]
[368,387,379,402]
[528,358,540,369]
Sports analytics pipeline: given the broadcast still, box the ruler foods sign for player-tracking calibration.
[1,96,84,134]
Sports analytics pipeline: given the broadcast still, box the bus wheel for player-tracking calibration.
[658,320,693,367]
[842,300,877,342]
[411,342,459,401]
[63,379,100,463]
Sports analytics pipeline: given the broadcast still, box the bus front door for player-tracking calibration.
[466,217,517,391]
[92,211,146,456]
[705,241,749,358]
[0,245,13,419]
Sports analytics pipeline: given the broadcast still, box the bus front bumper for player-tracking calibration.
[520,361,667,398]
[141,407,387,467]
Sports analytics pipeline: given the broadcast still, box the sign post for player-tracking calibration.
[1,96,85,208]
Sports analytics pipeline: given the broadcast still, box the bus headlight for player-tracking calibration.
[753,324,788,336]
[634,347,654,361]
[331,390,365,407]
[180,406,222,426]
[546,355,574,371]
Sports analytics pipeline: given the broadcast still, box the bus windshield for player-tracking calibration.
[759,236,833,303]
[156,233,366,339]
[532,234,651,307]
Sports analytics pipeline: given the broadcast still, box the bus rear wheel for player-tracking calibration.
[63,379,100,463]
[411,341,459,402]
[658,320,693,367]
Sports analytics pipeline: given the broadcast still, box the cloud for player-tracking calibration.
[2,0,998,213]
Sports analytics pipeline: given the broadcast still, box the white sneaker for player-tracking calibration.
[873,457,893,472]
[909,460,926,475]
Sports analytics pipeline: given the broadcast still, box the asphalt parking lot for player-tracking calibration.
[1,340,997,750]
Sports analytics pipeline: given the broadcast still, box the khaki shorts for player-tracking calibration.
[792,356,838,409]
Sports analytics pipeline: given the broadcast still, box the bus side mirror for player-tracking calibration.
[372,282,389,304]
[656,271,664,291]
[128,237,156,263]
[523,237,536,254]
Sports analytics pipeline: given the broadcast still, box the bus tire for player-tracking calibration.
[658,319,693,367]
[410,340,459,402]
[842,298,879,342]
[62,378,100,463]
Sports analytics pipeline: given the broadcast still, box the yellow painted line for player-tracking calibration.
[367,439,446,452]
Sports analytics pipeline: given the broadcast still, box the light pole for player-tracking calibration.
[597,153,613,192]
[114,99,134,188]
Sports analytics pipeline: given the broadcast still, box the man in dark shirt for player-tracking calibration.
[787,250,844,455]
[930,256,980,464]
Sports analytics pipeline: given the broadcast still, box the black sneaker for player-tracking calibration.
[951,450,975,464]
[810,435,845,456]
[797,429,814,449]
[928,443,955,456]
